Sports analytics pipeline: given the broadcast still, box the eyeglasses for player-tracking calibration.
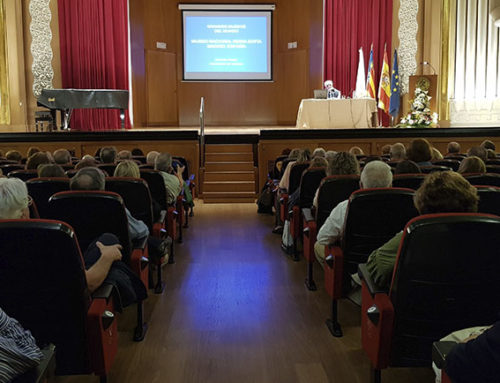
[27,195,33,207]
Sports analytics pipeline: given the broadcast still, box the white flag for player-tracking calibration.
[354,47,368,98]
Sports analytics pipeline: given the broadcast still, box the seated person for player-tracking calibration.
[407,138,433,166]
[458,156,486,174]
[70,167,149,241]
[366,171,478,289]
[480,139,496,153]
[53,148,71,165]
[279,149,310,191]
[155,153,184,205]
[431,147,444,160]
[390,143,406,162]
[100,146,117,164]
[6,150,22,163]
[287,156,328,209]
[146,151,160,166]
[312,151,360,209]
[394,159,421,174]
[37,164,67,178]
[435,320,500,383]
[467,146,487,161]
[314,160,392,267]
[25,152,51,171]
[0,178,145,305]
[117,150,132,160]
[0,307,43,381]
[445,141,461,157]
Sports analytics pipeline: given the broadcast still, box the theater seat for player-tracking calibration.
[324,188,418,337]
[288,167,326,261]
[302,175,360,290]
[26,177,70,218]
[106,177,168,293]
[475,185,500,215]
[0,219,118,381]
[279,162,309,224]
[419,165,451,173]
[46,190,148,341]
[464,173,500,187]
[358,213,500,382]
[8,169,39,181]
[140,169,180,248]
[392,173,426,190]
[432,159,461,171]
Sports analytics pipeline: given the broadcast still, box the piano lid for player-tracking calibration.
[37,89,129,110]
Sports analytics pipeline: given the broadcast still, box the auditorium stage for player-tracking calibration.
[1,125,499,190]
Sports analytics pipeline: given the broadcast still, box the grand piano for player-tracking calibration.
[37,89,129,131]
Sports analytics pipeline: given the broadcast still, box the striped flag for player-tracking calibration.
[377,45,391,114]
[389,49,401,118]
[366,45,376,99]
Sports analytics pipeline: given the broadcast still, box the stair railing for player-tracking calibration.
[199,97,205,168]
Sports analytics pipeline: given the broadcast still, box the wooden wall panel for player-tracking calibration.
[131,0,324,127]
[278,50,307,124]
[146,50,178,125]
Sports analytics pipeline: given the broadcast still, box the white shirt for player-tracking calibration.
[316,199,349,245]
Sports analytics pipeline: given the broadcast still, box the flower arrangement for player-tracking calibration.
[398,87,438,128]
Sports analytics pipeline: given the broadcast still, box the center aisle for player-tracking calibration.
[62,202,434,383]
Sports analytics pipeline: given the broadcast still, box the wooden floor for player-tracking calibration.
[58,202,435,383]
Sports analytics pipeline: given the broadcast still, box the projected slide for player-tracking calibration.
[183,11,272,80]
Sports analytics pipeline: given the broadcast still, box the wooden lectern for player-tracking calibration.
[408,75,438,114]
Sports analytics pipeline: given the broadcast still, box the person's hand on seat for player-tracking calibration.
[96,242,123,262]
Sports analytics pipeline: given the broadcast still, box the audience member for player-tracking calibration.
[279,149,310,191]
[155,153,184,205]
[146,151,160,166]
[312,147,326,158]
[480,139,496,152]
[366,171,478,289]
[325,150,337,162]
[281,148,291,156]
[394,160,421,174]
[349,146,365,156]
[26,147,40,158]
[436,320,500,383]
[431,147,444,160]
[75,158,97,170]
[381,144,391,156]
[25,152,51,170]
[467,146,487,161]
[0,307,42,381]
[458,156,486,174]
[390,143,406,161]
[117,150,132,160]
[37,164,67,178]
[407,138,432,166]
[114,160,140,178]
[0,178,144,301]
[100,146,117,164]
[446,141,461,156]
[131,148,144,156]
[310,156,328,168]
[53,149,71,164]
[70,167,149,241]
[314,161,392,267]
[5,150,22,163]
[363,155,383,164]
[486,149,496,160]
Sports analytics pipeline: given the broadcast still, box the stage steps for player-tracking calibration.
[202,144,257,203]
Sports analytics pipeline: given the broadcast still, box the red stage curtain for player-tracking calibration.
[324,0,393,126]
[58,0,131,131]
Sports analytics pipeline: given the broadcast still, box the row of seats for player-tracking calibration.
[0,153,196,381]
[266,151,500,382]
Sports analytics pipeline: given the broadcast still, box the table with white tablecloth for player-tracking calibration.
[295,98,378,129]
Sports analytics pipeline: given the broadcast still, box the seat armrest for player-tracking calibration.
[12,344,56,383]
[302,208,314,223]
[92,283,114,301]
[358,264,388,296]
[156,210,167,224]
[432,341,457,370]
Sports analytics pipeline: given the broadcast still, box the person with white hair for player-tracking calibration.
[390,143,406,161]
[0,178,132,295]
[146,151,160,166]
[314,161,393,267]
[312,147,326,158]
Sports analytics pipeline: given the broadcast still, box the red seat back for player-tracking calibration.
[389,213,500,366]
